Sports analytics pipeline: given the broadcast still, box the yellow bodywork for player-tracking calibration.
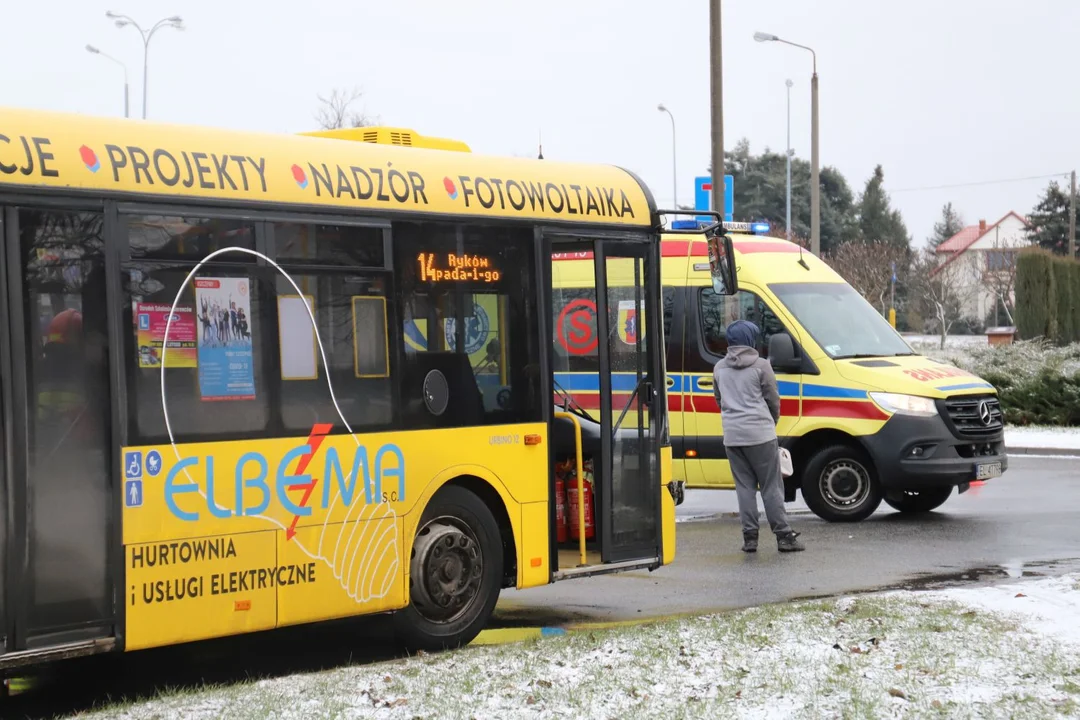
[122,423,549,650]
[0,107,653,226]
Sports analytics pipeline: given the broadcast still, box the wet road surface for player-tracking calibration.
[499,454,1080,621]
[5,455,1078,717]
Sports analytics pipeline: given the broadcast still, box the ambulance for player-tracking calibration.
[551,218,1007,522]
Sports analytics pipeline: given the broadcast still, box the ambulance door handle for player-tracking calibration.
[698,378,714,388]
[666,377,675,388]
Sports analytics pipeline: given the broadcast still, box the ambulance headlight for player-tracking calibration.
[868,392,938,417]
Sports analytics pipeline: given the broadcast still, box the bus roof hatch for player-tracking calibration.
[300,126,472,153]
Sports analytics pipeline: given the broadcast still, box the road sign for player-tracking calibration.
[694,175,734,223]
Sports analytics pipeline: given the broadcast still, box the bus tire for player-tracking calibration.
[393,485,503,652]
[800,444,882,522]
[884,486,953,514]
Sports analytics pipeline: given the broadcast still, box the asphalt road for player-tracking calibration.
[494,454,1080,625]
[6,455,1078,718]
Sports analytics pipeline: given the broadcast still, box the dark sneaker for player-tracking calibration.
[742,531,759,553]
[777,531,805,553]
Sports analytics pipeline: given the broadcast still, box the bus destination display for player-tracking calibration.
[417,252,502,283]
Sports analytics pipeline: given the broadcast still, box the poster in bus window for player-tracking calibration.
[134,302,198,368]
[193,277,255,401]
[617,299,644,345]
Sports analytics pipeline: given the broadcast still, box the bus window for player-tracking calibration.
[17,208,112,633]
[272,272,393,432]
[122,216,270,444]
[273,222,385,268]
[393,222,540,428]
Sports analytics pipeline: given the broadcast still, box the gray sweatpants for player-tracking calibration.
[727,439,792,536]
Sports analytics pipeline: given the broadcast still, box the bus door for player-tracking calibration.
[1,205,115,657]
[549,237,661,573]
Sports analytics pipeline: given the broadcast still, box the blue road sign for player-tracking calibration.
[125,479,143,508]
[694,175,734,223]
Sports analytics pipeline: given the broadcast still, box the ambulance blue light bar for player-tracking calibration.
[668,220,772,234]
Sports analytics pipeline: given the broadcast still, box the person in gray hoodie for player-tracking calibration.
[713,319,805,553]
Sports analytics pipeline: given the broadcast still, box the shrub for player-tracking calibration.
[1052,259,1075,344]
[1014,250,1056,340]
[937,339,1080,426]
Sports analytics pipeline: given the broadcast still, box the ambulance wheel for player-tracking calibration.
[884,487,953,514]
[393,485,503,652]
[801,444,882,522]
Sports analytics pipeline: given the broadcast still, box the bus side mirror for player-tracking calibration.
[769,333,800,374]
[707,234,738,296]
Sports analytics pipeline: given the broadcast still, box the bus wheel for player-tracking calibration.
[393,485,503,652]
[801,444,882,522]
[884,487,953,514]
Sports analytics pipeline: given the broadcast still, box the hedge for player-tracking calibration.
[1015,249,1080,344]
[950,339,1080,426]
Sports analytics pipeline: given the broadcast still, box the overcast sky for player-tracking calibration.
[4,0,1078,245]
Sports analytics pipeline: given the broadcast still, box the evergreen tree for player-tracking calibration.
[856,165,911,250]
[708,139,858,254]
[1027,180,1079,257]
[929,202,965,247]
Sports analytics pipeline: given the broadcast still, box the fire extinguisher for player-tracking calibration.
[567,462,595,541]
[554,475,568,543]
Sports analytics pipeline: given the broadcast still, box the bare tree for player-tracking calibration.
[982,234,1023,327]
[314,87,376,130]
[910,248,983,349]
[824,240,910,317]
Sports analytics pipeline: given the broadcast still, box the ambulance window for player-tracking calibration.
[699,288,787,358]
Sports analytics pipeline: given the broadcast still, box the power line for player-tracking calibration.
[891,172,1071,193]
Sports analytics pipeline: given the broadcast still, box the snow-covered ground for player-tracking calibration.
[80,574,1080,719]
[902,333,990,351]
[1006,426,1080,450]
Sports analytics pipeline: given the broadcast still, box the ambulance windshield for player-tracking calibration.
[769,282,914,360]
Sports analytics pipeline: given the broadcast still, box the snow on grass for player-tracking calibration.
[76,575,1080,720]
[1006,426,1080,450]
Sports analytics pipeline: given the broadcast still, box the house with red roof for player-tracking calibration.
[931,212,1032,324]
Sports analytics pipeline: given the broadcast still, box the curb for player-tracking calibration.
[1007,447,1080,458]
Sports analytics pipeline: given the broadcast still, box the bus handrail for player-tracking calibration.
[554,411,588,567]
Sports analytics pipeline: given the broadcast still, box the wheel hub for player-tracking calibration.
[409,521,483,623]
[820,460,869,509]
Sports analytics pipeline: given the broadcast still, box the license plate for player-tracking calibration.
[976,462,1002,480]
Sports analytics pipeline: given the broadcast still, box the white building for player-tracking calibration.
[931,212,1032,325]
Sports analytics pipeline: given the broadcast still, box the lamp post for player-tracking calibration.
[785,79,793,243]
[105,11,184,119]
[85,44,130,118]
[657,104,677,209]
[755,31,819,255]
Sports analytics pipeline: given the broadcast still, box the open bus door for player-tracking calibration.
[547,234,665,577]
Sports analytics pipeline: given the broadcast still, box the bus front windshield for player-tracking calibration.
[768,282,914,360]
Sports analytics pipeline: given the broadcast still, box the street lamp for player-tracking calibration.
[105,11,184,119]
[86,44,130,118]
[657,103,677,210]
[785,79,793,244]
[755,31,819,256]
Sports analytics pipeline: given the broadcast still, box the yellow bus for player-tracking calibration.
[0,107,738,670]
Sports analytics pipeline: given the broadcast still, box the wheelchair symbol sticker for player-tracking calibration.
[124,451,142,479]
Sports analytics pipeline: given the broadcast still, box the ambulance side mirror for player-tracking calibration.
[707,234,738,296]
[769,333,800,374]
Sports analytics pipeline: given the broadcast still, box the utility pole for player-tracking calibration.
[1070,170,1076,259]
[709,0,725,222]
[785,79,793,243]
[810,67,820,255]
